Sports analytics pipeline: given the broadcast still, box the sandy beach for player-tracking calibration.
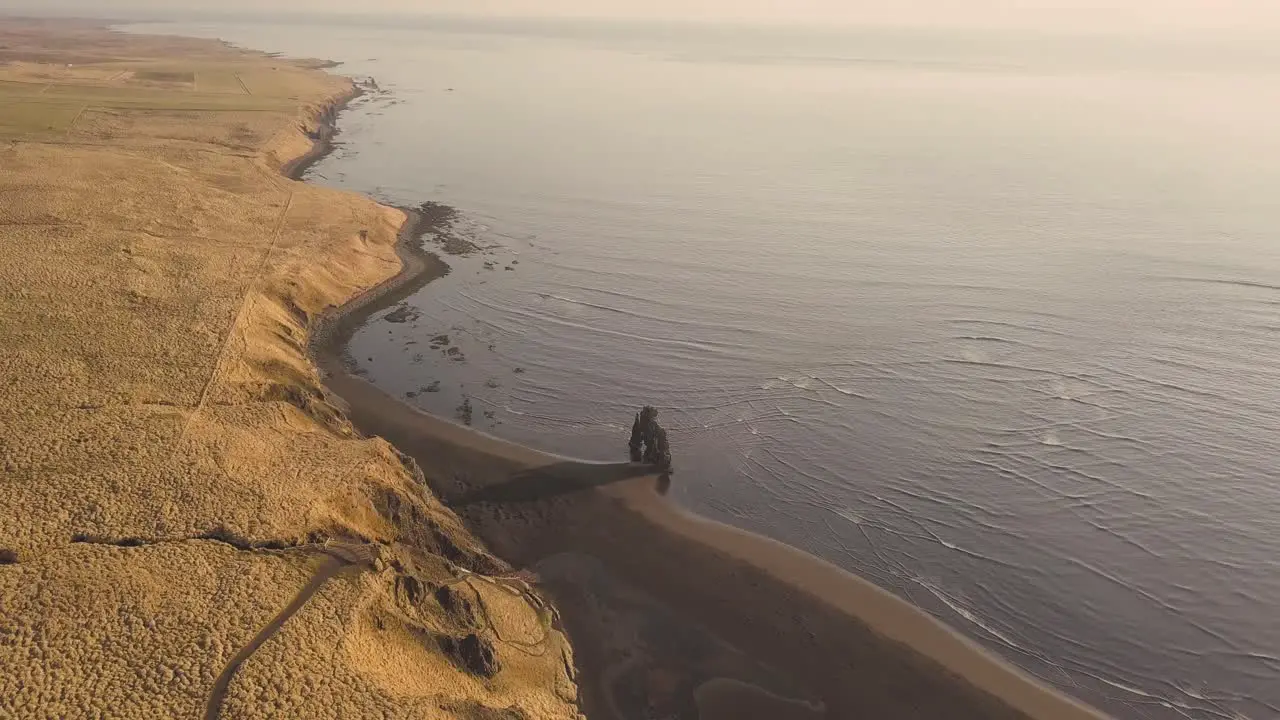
[311,195,1111,719]
[0,18,578,718]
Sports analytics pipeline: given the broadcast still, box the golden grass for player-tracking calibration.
[0,18,579,719]
[0,99,83,134]
[195,70,252,95]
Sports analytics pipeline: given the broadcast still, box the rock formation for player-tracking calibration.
[628,406,674,474]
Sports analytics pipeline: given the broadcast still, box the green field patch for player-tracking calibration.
[19,83,292,112]
[40,83,192,103]
[0,79,47,93]
[133,70,196,84]
[193,71,249,95]
[234,70,311,99]
[0,100,84,135]
[93,96,294,113]
[0,72,299,137]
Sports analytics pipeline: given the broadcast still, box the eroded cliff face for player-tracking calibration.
[0,20,579,719]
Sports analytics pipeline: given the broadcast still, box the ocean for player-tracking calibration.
[130,16,1280,719]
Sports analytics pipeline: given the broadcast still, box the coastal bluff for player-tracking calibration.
[0,18,579,719]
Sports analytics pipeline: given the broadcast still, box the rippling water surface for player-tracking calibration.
[137,17,1280,719]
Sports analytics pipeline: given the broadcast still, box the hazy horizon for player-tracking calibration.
[10,0,1280,33]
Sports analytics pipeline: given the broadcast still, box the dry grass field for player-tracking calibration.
[0,17,580,719]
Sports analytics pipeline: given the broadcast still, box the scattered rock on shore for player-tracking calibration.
[417,201,482,256]
[383,303,420,323]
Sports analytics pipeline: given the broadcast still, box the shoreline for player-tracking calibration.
[280,82,365,181]
[2,19,576,718]
[300,95,1110,719]
[281,93,354,181]
[308,205,447,367]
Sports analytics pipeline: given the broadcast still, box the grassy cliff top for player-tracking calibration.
[0,17,580,719]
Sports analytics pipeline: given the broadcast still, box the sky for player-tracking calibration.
[8,0,1280,32]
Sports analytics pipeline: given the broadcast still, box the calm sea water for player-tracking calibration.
[135,17,1280,719]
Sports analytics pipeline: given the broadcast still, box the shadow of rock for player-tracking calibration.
[454,462,654,508]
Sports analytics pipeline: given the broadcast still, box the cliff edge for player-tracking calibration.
[0,18,579,719]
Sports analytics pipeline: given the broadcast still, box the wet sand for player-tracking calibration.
[311,210,1111,719]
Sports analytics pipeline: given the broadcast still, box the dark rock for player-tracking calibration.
[0,549,17,564]
[628,412,644,462]
[384,304,419,323]
[418,202,481,256]
[371,487,504,575]
[436,585,461,612]
[652,426,673,474]
[435,585,479,627]
[397,574,427,607]
[440,633,501,678]
[628,405,673,473]
[443,700,528,720]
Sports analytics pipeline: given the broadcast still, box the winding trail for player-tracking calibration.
[203,543,376,720]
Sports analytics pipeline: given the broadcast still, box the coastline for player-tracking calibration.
[302,99,1111,720]
[280,84,363,181]
[1,20,581,718]
[308,206,448,372]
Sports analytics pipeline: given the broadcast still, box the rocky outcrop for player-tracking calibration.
[442,633,503,678]
[628,406,674,473]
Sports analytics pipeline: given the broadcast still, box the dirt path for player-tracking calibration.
[203,544,376,720]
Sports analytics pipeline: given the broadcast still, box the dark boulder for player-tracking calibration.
[441,632,502,678]
[436,584,479,628]
[396,574,427,607]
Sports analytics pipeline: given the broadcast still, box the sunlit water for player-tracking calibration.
[133,17,1280,719]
